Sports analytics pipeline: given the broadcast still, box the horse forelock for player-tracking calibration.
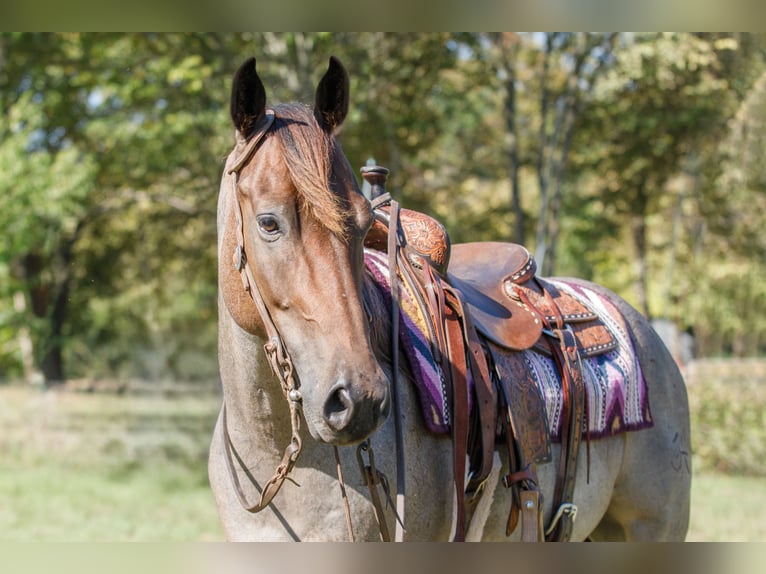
[271,103,349,240]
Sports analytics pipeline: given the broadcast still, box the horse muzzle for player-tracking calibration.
[318,376,390,445]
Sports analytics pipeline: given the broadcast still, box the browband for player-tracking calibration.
[228,109,276,175]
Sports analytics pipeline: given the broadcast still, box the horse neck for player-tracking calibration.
[217,311,295,458]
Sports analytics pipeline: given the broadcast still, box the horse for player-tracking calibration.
[208,56,692,541]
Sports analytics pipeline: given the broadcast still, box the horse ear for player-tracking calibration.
[314,56,349,133]
[230,57,266,137]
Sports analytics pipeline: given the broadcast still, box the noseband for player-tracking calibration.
[223,110,305,513]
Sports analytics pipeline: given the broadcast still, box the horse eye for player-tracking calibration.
[257,215,281,236]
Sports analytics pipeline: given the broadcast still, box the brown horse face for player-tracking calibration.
[228,58,390,445]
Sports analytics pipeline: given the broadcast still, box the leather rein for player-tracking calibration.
[222,110,305,514]
[221,111,399,541]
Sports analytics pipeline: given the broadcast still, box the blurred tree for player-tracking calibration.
[693,61,766,356]
[481,32,617,273]
[2,32,766,386]
[331,32,458,205]
[0,33,240,384]
[576,33,740,317]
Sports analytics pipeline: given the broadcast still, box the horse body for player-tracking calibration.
[208,57,691,541]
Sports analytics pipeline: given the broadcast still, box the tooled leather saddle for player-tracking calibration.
[361,166,616,542]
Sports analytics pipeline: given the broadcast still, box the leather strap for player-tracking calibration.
[461,302,497,499]
[443,280,497,533]
[227,110,276,175]
[221,402,302,513]
[387,200,407,543]
[511,279,588,542]
[546,326,585,542]
[334,446,355,541]
[442,286,469,542]
[520,490,544,542]
[356,440,399,542]
[221,110,305,515]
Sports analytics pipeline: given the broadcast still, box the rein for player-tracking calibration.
[222,110,305,514]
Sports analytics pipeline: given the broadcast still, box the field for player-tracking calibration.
[0,365,764,542]
[0,384,223,541]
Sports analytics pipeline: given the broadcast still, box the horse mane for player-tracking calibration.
[271,103,348,239]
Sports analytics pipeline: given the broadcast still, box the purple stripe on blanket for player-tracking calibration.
[365,250,450,433]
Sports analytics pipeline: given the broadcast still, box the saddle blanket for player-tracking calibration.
[364,249,653,441]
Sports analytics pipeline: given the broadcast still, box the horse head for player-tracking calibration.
[220,57,390,446]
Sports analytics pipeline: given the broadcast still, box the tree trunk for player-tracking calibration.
[287,32,314,98]
[533,33,555,269]
[497,33,525,245]
[631,212,651,318]
[12,291,38,382]
[19,252,65,386]
[544,33,617,276]
[39,278,70,386]
[544,108,577,276]
[17,221,85,387]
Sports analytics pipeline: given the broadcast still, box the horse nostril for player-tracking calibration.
[324,383,354,431]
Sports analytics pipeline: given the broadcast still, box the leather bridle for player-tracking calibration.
[222,110,305,513]
[221,112,403,542]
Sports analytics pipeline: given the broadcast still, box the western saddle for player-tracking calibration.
[361,165,616,542]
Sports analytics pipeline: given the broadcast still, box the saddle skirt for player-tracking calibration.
[364,248,653,441]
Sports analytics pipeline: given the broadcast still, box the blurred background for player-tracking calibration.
[0,33,764,541]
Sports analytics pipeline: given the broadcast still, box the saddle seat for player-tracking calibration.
[447,242,542,351]
[447,242,617,357]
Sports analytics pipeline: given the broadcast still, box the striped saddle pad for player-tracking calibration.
[364,248,653,440]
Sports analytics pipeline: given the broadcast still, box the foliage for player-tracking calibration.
[574,33,741,316]
[1,33,766,385]
[686,359,766,476]
[0,33,230,383]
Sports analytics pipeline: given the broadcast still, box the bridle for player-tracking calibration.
[220,111,402,541]
[222,109,305,513]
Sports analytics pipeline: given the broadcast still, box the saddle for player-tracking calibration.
[361,167,616,542]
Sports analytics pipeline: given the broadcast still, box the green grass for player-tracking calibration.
[1,380,764,542]
[0,463,221,541]
[687,472,766,542]
[0,385,223,541]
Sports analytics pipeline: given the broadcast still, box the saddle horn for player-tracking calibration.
[360,164,390,201]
